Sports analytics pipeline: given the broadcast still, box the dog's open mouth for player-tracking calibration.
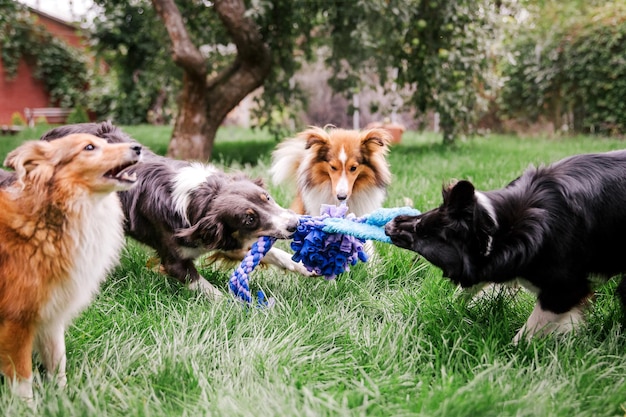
[104,162,138,183]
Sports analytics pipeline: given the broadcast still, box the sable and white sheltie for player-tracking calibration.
[270,126,392,217]
[0,134,141,399]
[385,150,626,343]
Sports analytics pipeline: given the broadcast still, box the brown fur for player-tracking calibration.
[0,134,141,398]
[271,127,392,217]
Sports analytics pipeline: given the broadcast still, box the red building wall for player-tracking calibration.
[0,9,85,125]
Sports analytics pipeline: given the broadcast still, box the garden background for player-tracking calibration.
[1,0,626,415]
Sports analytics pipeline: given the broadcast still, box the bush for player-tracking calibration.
[499,3,626,136]
[10,112,26,126]
[66,106,90,124]
[0,2,89,110]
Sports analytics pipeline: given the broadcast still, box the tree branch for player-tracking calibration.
[151,0,206,79]
[213,0,271,68]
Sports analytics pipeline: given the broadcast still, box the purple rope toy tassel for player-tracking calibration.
[228,236,276,306]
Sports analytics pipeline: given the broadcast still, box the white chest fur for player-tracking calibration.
[39,193,126,325]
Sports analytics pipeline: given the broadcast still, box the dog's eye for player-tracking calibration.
[244,213,256,226]
[84,144,95,151]
[330,165,338,171]
[349,165,358,172]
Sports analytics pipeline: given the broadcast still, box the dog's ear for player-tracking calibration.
[300,127,330,150]
[360,128,391,153]
[175,215,239,251]
[176,216,220,246]
[230,172,264,188]
[4,140,57,187]
[253,177,265,188]
[445,180,476,216]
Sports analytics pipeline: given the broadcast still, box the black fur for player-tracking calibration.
[386,151,626,323]
[40,122,302,290]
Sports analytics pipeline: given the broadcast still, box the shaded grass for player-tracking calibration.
[0,125,625,416]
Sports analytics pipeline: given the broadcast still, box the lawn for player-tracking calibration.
[0,125,625,416]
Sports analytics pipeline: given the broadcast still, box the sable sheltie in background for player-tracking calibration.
[41,123,310,298]
[385,150,626,343]
[270,126,392,217]
[0,134,141,399]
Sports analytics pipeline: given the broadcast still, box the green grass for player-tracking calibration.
[1,125,625,416]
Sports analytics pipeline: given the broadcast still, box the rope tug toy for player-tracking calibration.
[228,203,420,305]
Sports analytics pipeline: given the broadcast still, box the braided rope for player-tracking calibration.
[228,236,276,304]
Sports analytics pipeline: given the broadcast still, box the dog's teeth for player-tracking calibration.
[119,172,136,181]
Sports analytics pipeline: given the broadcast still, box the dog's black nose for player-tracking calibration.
[131,145,142,155]
[337,193,347,201]
[286,223,297,233]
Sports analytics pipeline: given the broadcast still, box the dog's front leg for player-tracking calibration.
[162,257,223,299]
[0,319,35,400]
[262,247,315,276]
[34,321,67,388]
[513,302,584,344]
[187,277,224,298]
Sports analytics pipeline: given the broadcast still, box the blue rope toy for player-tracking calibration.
[228,204,420,305]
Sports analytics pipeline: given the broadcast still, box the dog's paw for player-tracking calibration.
[289,261,316,277]
[11,377,34,401]
[46,371,67,389]
[188,278,223,299]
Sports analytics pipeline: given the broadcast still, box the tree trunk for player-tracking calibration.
[167,73,211,160]
[152,0,271,161]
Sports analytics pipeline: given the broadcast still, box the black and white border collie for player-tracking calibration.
[385,150,626,343]
[41,122,310,297]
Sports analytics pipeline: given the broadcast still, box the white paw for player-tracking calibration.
[12,377,34,401]
[55,373,67,389]
[288,261,316,277]
[512,303,584,344]
[187,278,223,299]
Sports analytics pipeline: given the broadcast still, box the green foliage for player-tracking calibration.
[394,0,500,143]
[90,0,182,124]
[66,105,90,124]
[87,0,503,144]
[0,0,89,109]
[10,111,25,125]
[499,2,626,136]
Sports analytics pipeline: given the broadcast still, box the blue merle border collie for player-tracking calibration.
[385,150,626,343]
[40,122,310,298]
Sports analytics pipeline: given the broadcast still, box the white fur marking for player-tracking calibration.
[475,192,498,228]
[172,163,219,222]
[336,147,349,198]
[336,173,349,198]
[475,191,498,256]
[513,302,584,344]
[338,146,347,164]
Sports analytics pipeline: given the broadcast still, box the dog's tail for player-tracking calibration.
[270,136,307,186]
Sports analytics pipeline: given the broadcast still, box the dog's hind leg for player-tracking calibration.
[34,321,67,388]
